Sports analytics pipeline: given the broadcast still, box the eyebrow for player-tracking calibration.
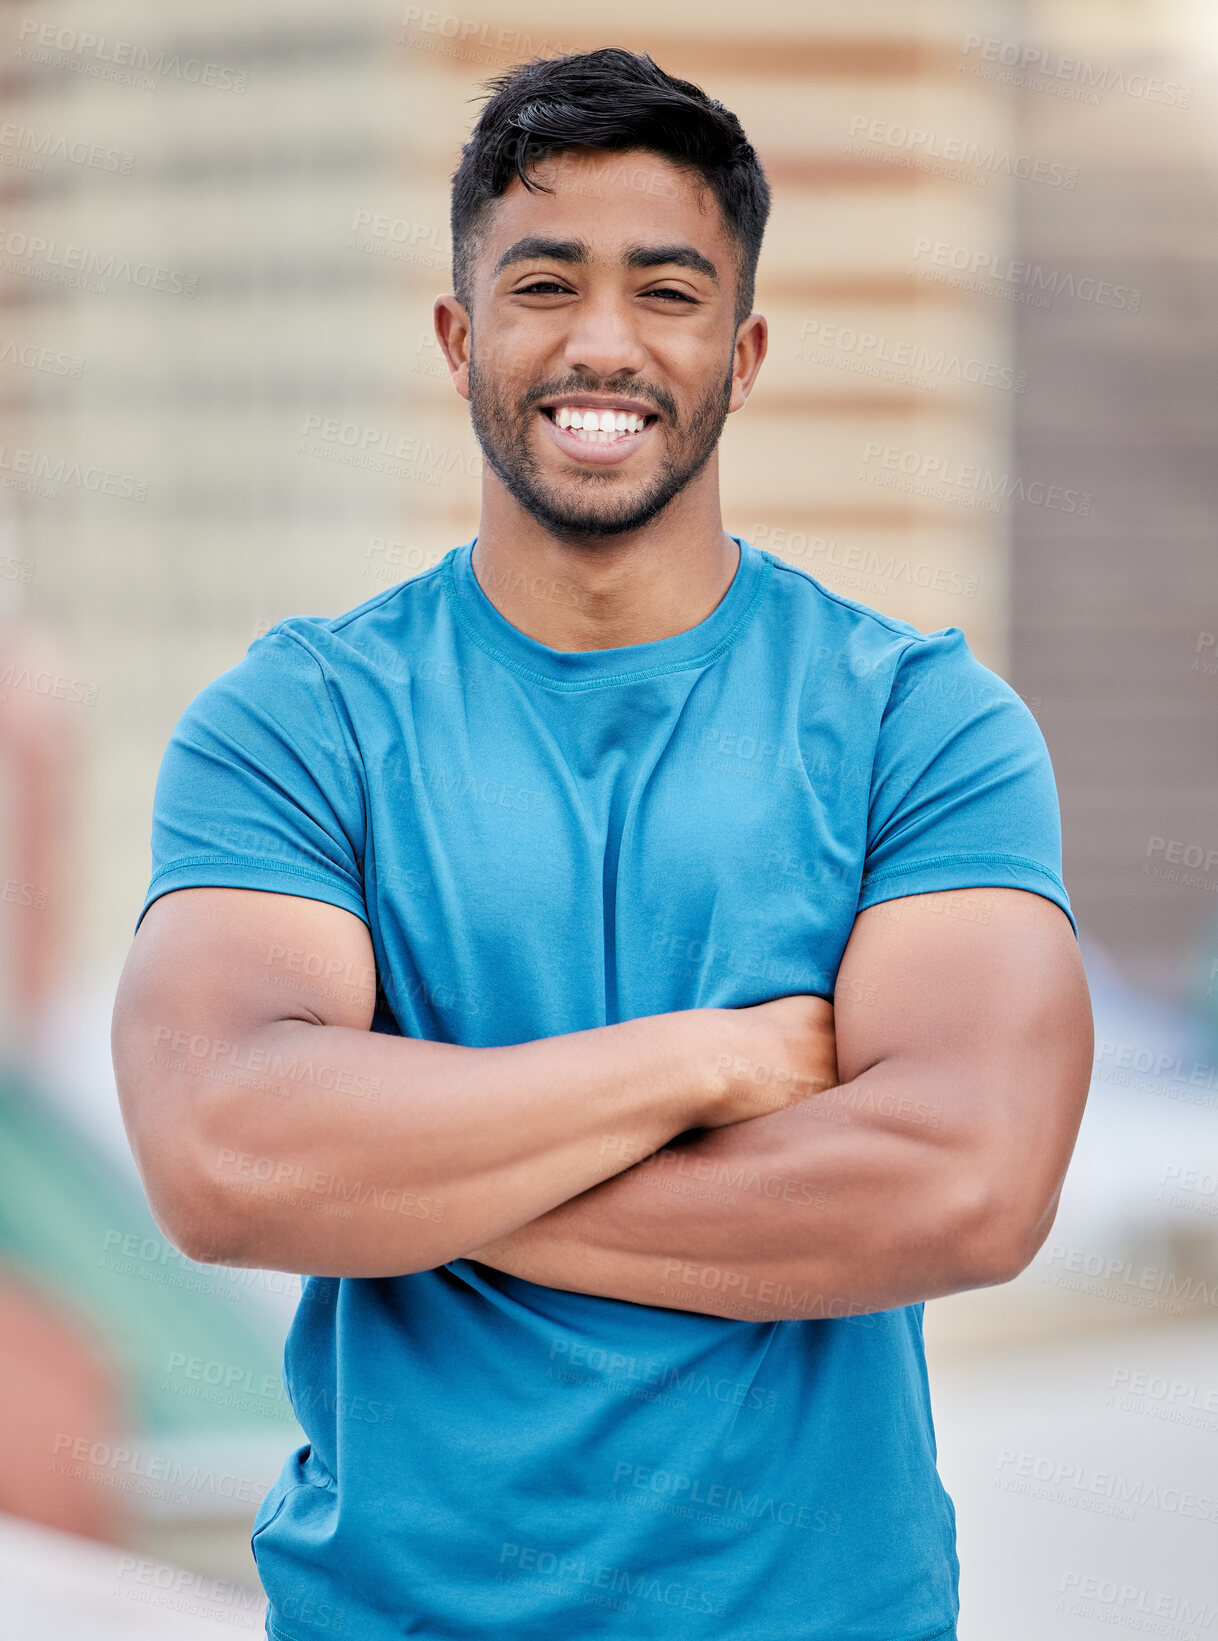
[493,235,719,285]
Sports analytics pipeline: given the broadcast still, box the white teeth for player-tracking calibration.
[547,406,650,443]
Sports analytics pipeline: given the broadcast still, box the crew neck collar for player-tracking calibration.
[440,534,771,691]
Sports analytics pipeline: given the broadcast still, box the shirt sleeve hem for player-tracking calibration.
[136,858,369,935]
[858,853,1078,940]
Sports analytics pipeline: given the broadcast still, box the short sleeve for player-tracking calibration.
[136,625,369,934]
[857,627,1077,939]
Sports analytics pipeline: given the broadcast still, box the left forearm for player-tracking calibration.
[474,889,1094,1321]
[467,1060,999,1321]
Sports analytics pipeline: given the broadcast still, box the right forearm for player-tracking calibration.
[154,1009,718,1277]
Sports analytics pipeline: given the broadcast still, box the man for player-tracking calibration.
[112,47,1092,1641]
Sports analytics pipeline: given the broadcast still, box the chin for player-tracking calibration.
[532,487,678,539]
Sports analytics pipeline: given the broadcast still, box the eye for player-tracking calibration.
[646,287,698,304]
[515,279,574,296]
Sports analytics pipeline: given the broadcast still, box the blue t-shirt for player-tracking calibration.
[138,535,1075,1641]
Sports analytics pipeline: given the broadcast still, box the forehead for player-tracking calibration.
[482,146,732,263]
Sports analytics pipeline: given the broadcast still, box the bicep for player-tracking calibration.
[112,887,376,1187]
[833,888,1093,1215]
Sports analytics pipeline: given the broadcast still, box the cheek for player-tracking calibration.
[471,361,529,423]
[489,323,558,388]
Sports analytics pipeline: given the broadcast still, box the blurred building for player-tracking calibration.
[1011,0,1218,1005]
[2,1,1216,1632]
[1,0,1026,995]
[1,1,430,992]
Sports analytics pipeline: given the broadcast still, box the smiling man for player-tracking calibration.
[112,48,1093,1641]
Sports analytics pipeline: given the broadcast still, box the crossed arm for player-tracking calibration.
[112,884,1092,1321]
[465,888,1093,1320]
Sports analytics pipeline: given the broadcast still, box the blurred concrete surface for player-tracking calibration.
[928,1318,1218,1641]
[0,1508,264,1639]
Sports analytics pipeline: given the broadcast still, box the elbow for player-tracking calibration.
[150,1179,251,1268]
[965,1227,1036,1290]
[169,1197,250,1267]
[135,1141,255,1268]
[951,1170,1048,1290]
[117,1066,253,1266]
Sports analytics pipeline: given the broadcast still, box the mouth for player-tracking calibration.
[536,399,660,466]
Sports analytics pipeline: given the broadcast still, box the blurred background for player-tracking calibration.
[0,0,1215,1634]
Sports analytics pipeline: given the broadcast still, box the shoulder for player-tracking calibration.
[760,549,1025,719]
[169,558,450,753]
[763,550,927,650]
[255,554,451,680]
[175,554,454,731]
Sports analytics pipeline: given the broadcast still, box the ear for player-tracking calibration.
[433,294,471,403]
[728,311,767,414]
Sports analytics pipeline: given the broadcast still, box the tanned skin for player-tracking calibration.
[112,148,1092,1320]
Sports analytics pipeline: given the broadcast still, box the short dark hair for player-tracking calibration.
[449,48,771,327]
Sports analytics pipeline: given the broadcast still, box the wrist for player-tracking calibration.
[674,1007,737,1127]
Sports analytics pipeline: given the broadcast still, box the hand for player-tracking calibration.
[699,995,838,1127]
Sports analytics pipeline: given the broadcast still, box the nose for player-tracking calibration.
[559,290,649,381]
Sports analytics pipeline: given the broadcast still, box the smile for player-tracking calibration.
[538,402,659,466]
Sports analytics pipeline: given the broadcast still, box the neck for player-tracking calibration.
[469,462,739,652]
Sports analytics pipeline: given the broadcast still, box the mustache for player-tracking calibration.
[519,379,679,423]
